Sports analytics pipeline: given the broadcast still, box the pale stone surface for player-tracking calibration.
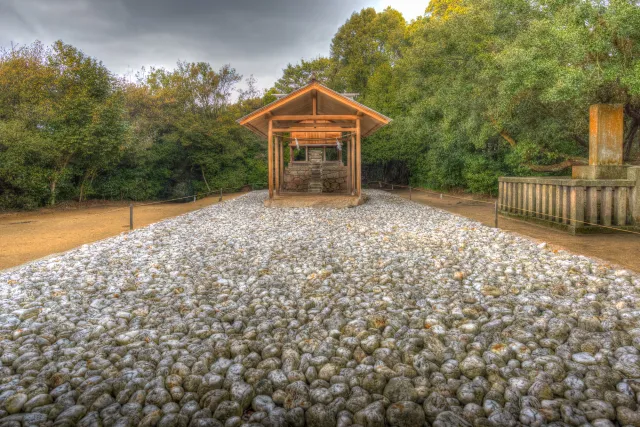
[1,190,639,426]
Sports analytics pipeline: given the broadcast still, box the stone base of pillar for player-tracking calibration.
[572,165,627,180]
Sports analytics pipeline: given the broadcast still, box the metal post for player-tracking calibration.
[219,188,223,202]
[129,204,133,230]
[409,186,412,200]
[494,201,499,228]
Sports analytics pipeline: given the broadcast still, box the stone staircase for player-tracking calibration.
[308,149,323,193]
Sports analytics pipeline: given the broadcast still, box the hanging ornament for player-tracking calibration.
[336,138,342,151]
[295,138,300,150]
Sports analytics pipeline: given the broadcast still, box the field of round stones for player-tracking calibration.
[1,190,639,427]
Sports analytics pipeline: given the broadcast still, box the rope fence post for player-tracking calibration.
[219,188,223,202]
[193,195,196,203]
[409,186,412,200]
[494,201,499,228]
[129,203,133,230]
[440,193,443,200]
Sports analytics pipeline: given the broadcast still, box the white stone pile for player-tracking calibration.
[0,190,639,427]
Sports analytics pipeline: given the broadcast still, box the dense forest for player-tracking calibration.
[2,0,640,209]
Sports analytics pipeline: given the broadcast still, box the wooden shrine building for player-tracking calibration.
[237,80,391,204]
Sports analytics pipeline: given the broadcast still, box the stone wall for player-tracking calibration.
[283,164,311,192]
[283,163,349,193]
[322,164,348,193]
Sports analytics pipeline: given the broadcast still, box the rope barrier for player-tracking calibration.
[372,180,640,236]
[0,183,268,227]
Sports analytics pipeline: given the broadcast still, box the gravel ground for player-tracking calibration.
[1,190,640,427]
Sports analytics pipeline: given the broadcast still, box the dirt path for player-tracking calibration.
[393,189,640,272]
[0,193,245,270]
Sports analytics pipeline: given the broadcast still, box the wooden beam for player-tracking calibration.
[273,122,355,130]
[356,118,362,197]
[268,120,273,199]
[273,127,357,133]
[271,115,358,121]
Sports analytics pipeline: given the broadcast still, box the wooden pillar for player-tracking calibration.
[274,135,280,195]
[516,183,523,214]
[614,187,628,226]
[268,120,273,199]
[570,186,585,233]
[602,187,613,226]
[279,137,284,193]
[527,183,535,218]
[498,181,504,211]
[586,187,598,226]
[356,119,362,197]
[347,139,352,195]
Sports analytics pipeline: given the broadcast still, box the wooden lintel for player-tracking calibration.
[273,122,354,129]
[273,127,357,133]
[272,115,358,121]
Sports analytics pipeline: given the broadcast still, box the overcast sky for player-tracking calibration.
[0,0,427,93]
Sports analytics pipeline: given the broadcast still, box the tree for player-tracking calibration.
[274,57,336,93]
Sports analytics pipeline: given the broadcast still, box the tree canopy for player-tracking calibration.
[2,0,640,209]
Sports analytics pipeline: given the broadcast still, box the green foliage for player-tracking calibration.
[0,42,267,209]
[3,1,640,209]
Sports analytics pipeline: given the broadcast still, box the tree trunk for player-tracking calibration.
[624,119,638,161]
[526,157,587,172]
[202,167,212,192]
[49,179,57,206]
[79,180,85,203]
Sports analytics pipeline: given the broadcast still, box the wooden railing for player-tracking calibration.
[498,176,639,234]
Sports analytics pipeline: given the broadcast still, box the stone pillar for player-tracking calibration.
[628,166,640,225]
[601,187,613,226]
[586,187,598,226]
[614,187,628,226]
[527,183,535,217]
[547,184,558,221]
[562,186,571,224]
[555,185,562,222]
[541,185,548,220]
[573,104,627,179]
[589,104,624,166]
[536,184,543,218]
[569,186,585,234]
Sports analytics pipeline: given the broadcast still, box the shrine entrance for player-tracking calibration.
[237,78,391,206]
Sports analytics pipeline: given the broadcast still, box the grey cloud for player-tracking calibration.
[0,0,373,91]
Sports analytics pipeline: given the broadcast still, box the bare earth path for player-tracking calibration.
[0,193,244,270]
[392,189,640,272]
